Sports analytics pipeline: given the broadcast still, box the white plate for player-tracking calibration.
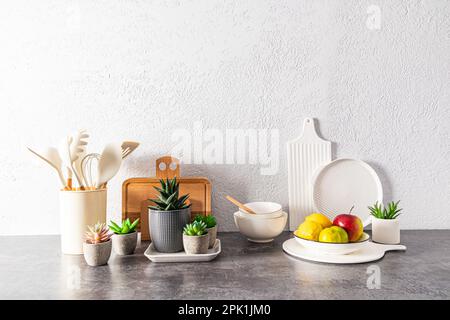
[294,232,370,255]
[144,239,221,263]
[312,158,383,227]
[283,238,406,264]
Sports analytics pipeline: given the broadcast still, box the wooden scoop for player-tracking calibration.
[225,195,256,215]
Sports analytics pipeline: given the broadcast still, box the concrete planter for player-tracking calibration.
[112,232,137,255]
[149,207,191,253]
[206,225,217,248]
[183,233,209,254]
[83,240,112,266]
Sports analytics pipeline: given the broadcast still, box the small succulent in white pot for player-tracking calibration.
[83,222,112,266]
[369,201,403,244]
[194,214,217,248]
[109,218,139,255]
[183,221,209,254]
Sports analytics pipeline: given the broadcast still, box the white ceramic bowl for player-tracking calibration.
[294,232,370,255]
[238,202,283,219]
[234,211,287,243]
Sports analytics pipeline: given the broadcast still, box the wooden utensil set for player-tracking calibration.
[28,130,139,191]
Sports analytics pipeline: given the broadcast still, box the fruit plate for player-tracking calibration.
[294,232,370,255]
[144,239,221,263]
[283,238,406,264]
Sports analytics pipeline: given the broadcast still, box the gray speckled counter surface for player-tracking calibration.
[0,231,449,299]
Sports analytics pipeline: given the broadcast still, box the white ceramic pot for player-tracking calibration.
[371,217,400,244]
[59,189,107,255]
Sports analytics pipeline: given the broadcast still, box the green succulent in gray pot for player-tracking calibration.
[109,218,139,256]
[194,214,217,248]
[182,221,209,254]
[148,177,191,253]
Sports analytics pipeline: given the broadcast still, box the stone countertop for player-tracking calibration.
[0,231,449,299]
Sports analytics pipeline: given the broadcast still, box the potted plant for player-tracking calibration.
[148,177,191,253]
[83,222,112,266]
[194,214,217,248]
[368,201,403,244]
[109,218,139,255]
[183,221,209,254]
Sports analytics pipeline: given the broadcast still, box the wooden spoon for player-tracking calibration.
[225,195,256,214]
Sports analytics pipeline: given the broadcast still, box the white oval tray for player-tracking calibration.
[144,239,221,263]
[283,238,406,264]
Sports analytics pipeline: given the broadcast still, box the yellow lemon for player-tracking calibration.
[318,226,349,243]
[305,213,332,228]
[295,221,323,241]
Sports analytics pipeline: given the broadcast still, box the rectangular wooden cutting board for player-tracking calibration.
[122,156,211,241]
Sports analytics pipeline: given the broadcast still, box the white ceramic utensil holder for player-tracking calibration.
[371,217,400,244]
[59,189,107,254]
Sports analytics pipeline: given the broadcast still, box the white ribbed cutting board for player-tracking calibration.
[287,118,331,231]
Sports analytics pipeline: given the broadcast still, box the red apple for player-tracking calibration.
[333,211,363,242]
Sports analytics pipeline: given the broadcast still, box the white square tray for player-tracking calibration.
[144,239,221,263]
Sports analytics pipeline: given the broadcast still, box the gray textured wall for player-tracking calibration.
[1,0,449,234]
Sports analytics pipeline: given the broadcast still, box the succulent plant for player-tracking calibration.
[148,177,190,211]
[183,221,207,236]
[369,201,402,220]
[109,218,139,235]
[85,222,112,244]
[194,214,217,228]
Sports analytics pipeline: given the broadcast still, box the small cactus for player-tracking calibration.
[85,222,112,244]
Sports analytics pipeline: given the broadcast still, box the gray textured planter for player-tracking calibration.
[149,207,190,253]
[83,240,112,266]
[112,232,137,255]
[206,225,217,248]
[183,233,209,254]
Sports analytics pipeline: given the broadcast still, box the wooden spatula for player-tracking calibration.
[225,195,256,214]
[121,141,140,159]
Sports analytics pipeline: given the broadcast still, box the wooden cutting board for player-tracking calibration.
[287,118,332,231]
[122,156,211,240]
